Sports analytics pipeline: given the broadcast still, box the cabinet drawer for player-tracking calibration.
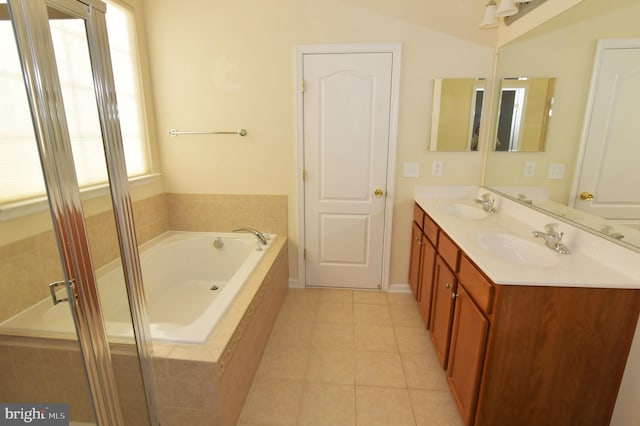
[423,214,439,246]
[438,231,460,271]
[413,203,425,229]
[459,255,495,314]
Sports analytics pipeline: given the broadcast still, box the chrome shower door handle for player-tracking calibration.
[48,279,76,305]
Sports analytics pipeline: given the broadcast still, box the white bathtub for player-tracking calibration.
[0,231,275,344]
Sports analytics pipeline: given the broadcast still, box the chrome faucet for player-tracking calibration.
[474,193,496,213]
[532,223,571,254]
[233,227,268,245]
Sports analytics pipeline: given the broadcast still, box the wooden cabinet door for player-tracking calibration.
[429,256,457,368]
[408,221,423,300]
[418,238,437,329]
[447,285,489,426]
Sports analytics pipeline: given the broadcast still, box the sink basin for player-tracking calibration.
[477,232,559,268]
[440,203,489,220]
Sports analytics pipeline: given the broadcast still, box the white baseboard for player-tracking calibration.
[387,283,411,293]
[288,278,303,288]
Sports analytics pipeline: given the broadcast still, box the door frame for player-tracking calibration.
[569,38,640,208]
[294,43,401,290]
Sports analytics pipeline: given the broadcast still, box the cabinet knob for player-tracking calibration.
[451,292,458,300]
[444,283,452,289]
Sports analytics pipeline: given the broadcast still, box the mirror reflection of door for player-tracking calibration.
[430,78,486,152]
[494,77,555,152]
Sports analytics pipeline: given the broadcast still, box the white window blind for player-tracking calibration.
[0,1,149,205]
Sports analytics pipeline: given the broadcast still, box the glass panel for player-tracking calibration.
[46,6,151,425]
[0,8,97,423]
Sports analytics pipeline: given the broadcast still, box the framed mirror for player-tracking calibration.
[494,77,555,152]
[483,0,640,251]
[429,78,485,151]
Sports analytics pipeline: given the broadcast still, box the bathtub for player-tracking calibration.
[0,231,275,344]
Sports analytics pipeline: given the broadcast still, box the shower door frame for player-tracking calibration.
[7,0,158,423]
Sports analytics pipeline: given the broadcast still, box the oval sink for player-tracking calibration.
[477,232,559,268]
[440,203,489,220]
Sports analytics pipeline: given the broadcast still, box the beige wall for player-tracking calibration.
[142,0,496,286]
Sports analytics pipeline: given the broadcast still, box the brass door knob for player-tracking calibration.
[580,191,594,201]
[374,188,385,198]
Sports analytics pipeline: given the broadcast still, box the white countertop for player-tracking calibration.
[414,187,640,289]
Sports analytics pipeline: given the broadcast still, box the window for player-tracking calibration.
[0,0,150,206]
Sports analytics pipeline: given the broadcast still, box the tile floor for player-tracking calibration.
[237,288,464,425]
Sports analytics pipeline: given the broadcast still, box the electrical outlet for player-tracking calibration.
[523,161,536,177]
[432,160,443,176]
[403,162,420,178]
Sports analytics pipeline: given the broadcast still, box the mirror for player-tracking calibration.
[430,78,485,151]
[484,0,640,251]
[494,77,555,152]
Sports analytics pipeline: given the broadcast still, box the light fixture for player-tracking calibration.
[495,0,519,17]
[480,1,499,29]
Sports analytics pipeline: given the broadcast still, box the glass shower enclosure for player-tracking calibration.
[1,0,157,424]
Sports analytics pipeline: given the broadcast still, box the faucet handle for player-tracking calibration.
[544,223,559,233]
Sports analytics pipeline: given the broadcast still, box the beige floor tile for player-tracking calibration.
[386,292,416,305]
[353,290,388,305]
[354,325,398,353]
[311,323,355,350]
[306,348,355,385]
[239,379,304,425]
[319,288,353,303]
[395,326,433,354]
[353,303,392,326]
[277,298,319,323]
[409,389,464,426]
[268,320,313,348]
[355,351,406,388]
[356,386,416,426]
[255,344,310,382]
[284,288,322,304]
[389,304,425,328]
[401,352,449,391]
[298,382,356,426]
[316,301,354,324]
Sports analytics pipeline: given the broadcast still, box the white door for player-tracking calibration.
[574,40,640,221]
[302,52,393,289]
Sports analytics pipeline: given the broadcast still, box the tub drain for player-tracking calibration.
[210,285,219,291]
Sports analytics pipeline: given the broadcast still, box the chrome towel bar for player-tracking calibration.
[168,128,247,137]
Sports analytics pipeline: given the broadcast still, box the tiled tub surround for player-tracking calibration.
[0,192,287,323]
[0,237,288,426]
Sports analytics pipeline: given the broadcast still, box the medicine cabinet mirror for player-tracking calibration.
[429,78,485,152]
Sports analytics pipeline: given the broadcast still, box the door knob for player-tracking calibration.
[580,191,594,201]
[374,188,385,198]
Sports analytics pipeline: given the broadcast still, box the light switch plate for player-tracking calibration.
[403,162,420,178]
[547,163,565,179]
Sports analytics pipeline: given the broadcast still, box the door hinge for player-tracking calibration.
[300,80,305,93]
[304,249,307,260]
[302,169,306,181]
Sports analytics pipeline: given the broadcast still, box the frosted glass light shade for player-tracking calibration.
[480,3,499,28]
[495,0,518,17]
[514,0,532,3]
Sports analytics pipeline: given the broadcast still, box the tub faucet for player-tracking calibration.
[532,223,571,254]
[233,227,268,245]
[474,193,496,213]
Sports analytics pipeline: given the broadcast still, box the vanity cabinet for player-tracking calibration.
[408,204,438,327]
[408,201,640,426]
